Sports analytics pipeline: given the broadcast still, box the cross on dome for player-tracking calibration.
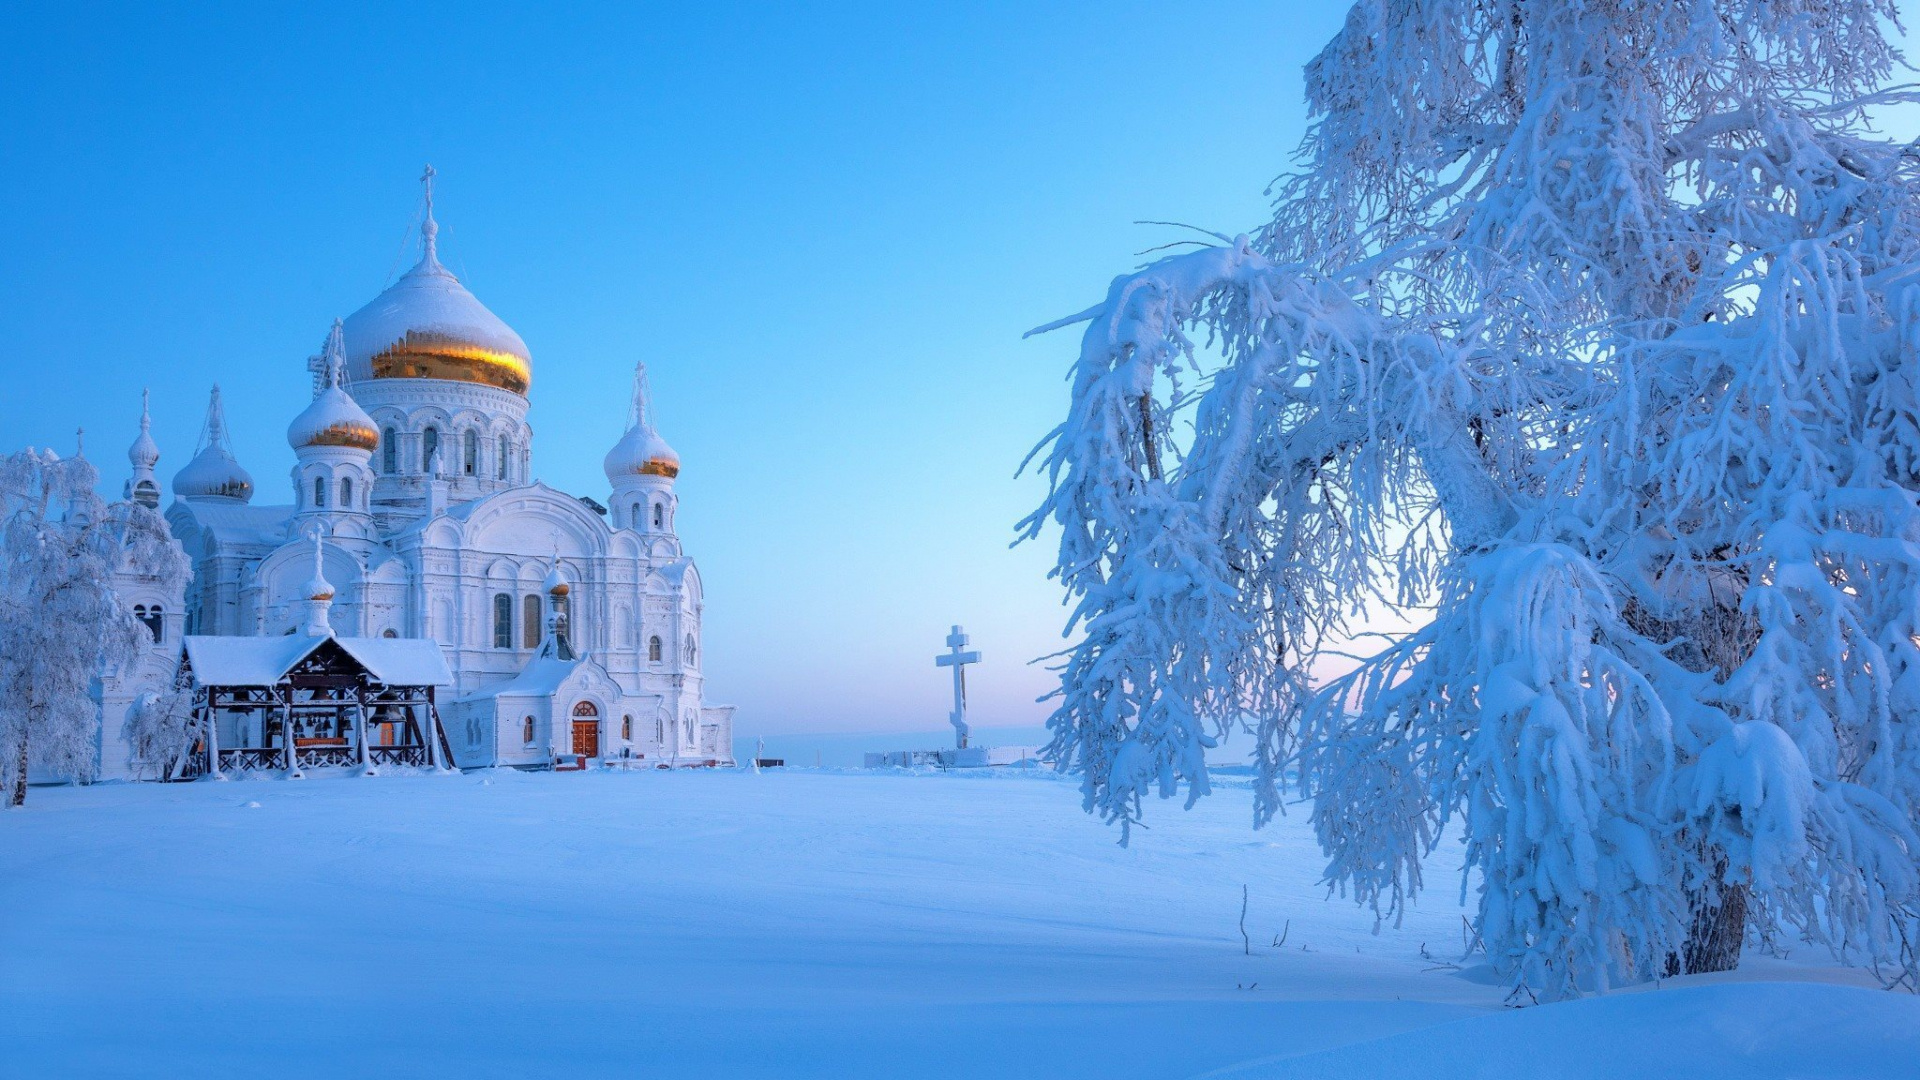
[420,163,439,264]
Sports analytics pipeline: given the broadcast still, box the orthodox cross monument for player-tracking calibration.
[934,625,980,750]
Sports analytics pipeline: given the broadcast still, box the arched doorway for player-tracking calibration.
[570,701,600,759]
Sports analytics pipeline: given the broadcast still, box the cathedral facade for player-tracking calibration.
[93,182,733,778]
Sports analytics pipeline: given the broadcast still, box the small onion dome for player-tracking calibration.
[303,571,336,602]
[172,445,254,502]
[602,423,680,483]
[287,386,379,453]
[128,424,159,471]
[543,561,570,596]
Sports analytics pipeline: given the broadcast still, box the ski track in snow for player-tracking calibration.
[1,769,1911,1078]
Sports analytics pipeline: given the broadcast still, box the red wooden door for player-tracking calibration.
[572,719,599,758]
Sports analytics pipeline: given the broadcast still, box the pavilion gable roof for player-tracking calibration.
[182,634,453,688]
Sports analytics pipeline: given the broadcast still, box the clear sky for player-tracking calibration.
[8,3,1917,738]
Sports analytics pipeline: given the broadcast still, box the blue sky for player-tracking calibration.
[9,3,1917,738]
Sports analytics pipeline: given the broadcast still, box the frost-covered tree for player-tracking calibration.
[1025,0,1920,996]
[122,689,199,782]
[0,447,186,806]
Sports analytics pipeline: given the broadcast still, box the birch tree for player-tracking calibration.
[0,448,187,805]
[1025,0,1920,996]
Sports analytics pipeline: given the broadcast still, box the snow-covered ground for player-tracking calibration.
[2,768,1914,1078]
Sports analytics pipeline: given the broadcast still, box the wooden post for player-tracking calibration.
[355,685,371,773]
[205,690,223,780]
[426,688,441,770]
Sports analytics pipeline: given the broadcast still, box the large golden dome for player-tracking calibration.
[341,213,532,395]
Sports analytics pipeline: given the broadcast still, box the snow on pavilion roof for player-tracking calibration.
[183,634,453,688]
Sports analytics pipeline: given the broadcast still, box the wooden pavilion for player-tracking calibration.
[176,634,455,778]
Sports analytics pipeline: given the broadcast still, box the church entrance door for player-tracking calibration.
[571,701,600,758]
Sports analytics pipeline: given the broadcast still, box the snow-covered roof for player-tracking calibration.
[170,501,295,546]
[182,635,453,687]
[341,249,531,394]
[456,654,580,701]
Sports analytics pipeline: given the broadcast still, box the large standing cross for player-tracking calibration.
[934,625,981,750]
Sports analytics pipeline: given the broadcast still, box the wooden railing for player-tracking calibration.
[218,747,287,773]
[369,745,429,768]
[294,744,358,770]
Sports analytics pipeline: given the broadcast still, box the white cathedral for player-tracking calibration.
[92,177,734,778]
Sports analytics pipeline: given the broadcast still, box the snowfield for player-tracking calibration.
[2,768,1914,1078]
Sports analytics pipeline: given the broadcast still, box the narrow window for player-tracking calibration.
[685,635,696,666]
[340,477,353,507]
[497,435,510,479]
[133,605,162,643]
[522,593,542,648]
[492,593,512,648]
[313,476,327,508]
[422,427,439,471]
[463,430,478,475]
[648,636,663,662]
[382,428,397,473]
[622,715,633,740]
[632,502,642,529]
[523,716,535,744]
[654,717,663,743]
[653,502,664,529]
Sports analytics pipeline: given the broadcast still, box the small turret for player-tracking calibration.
[288,321,378,521]
[299,524,334,638]
[603,363,680,534]
[541,555,574,661]
[125,390,161,508]
[172,385,254,502]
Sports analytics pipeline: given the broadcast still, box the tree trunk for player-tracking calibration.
[1674,880,1748,975]
[9,730,27,807]
[1664,842,1748,976]
[1625,597,1758,975]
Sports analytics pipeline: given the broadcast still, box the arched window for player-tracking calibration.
[421,427,439,471]
[463,430,478,475]
[381,628,398,639]
[572,701,598,718]
[381,429,397,473]
[497,435,510,480]
[622,715,633,740]
[632,502,642,529]
[654,716,664,743]
[522,594,542,648]
[685,635,696,666]
[340,477,353,507]
[492,593,513,649]
[522,716,535,744]
[133,605,162,643]
[648,636,663,662]
[653,502,665,529]
[313,476,327,508]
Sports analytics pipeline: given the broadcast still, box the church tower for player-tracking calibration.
[286,320,378,536]
[341,166,534,520]
[602,362,681,536]
[124,390,161,508]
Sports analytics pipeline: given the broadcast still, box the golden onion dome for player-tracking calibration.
[341,212,531,396]
[602,424,680,482]
[287,386,379,453]
[602,363,679,483]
